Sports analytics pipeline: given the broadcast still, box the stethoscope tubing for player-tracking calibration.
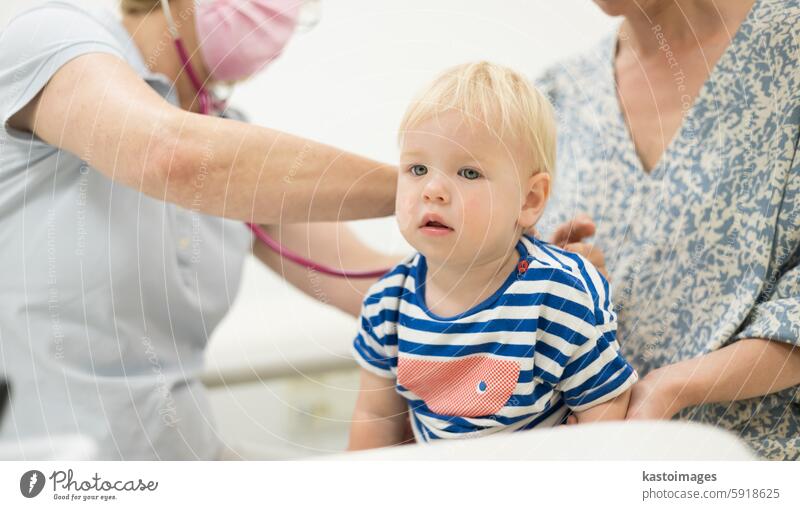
[246,223,390,279]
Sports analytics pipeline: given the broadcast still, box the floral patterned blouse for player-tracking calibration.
[536,0,800,460]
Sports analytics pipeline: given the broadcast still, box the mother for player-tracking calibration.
[540,0,800,459]
[0,0,395,459]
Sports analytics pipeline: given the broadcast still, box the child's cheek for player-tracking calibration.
[395,193,417,232]
[460,193,490,229]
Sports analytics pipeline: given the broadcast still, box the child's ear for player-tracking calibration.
[518,171,551,229]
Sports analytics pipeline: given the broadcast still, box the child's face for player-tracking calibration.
[396,110,547,268]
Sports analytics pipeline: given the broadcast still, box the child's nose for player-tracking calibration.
[422,175,450,204]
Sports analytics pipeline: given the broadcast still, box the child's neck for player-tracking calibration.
[423,238,521,317]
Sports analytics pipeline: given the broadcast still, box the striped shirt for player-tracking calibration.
[352,235,638,442]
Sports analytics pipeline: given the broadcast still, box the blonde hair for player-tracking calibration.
[398,61,557,178]
[120,0,163,15]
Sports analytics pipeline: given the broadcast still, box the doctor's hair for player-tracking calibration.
[398,61,557,179]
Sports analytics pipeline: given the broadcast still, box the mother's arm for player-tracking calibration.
[551,215,800,420]
[627,339,800,419]
[9,53,396,224]
[629,246,800,418]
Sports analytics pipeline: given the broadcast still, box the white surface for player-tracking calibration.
[208,369,360,459]
[202,257,358,386]
[328,421,757,461]
[0,435,98,461]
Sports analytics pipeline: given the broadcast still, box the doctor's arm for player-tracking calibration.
[252,222,405,317]
[9,52,396,224]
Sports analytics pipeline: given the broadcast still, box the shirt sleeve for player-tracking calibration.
[351,282,399,380]
[535,268,638,412]
[727,137,800,347]
[0,3,126,144]
[729,252,800,347]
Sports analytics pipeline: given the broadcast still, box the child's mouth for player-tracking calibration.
[419,217,454,236]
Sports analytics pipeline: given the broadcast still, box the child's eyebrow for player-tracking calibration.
[454,158,490,173]
[398,150,427,159]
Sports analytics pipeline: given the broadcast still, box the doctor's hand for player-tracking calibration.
[548,214,610,282]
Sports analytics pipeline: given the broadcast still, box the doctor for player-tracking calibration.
[0,0,396,460]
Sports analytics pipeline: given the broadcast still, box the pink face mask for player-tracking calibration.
[195,0,302,82]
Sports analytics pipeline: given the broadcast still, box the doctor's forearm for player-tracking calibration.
[161,110,397,223]
[15,53,395,223]
[654,338,800,411]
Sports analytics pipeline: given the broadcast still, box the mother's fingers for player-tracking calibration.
[550,214,596,247]
[563,242,610,281]
[563,242,603,262]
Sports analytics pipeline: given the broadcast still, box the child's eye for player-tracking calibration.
[409,164,428,176]
[458,167,482,180]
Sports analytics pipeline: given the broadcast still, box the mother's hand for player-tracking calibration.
[625,369,686,421]
[547,214,610,281]
[565,369,685,423]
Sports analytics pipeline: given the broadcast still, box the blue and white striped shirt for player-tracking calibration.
[352,235,638,442]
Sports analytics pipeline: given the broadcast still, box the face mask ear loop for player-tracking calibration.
[160,0,211,115]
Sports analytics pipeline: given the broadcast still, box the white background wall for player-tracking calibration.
[1,0,619,457]
[2,0,618,252]
[238,0,618,252]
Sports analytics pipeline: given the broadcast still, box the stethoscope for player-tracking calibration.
[161,0,390,279]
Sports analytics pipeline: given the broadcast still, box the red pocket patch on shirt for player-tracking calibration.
[397,356,520,418]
